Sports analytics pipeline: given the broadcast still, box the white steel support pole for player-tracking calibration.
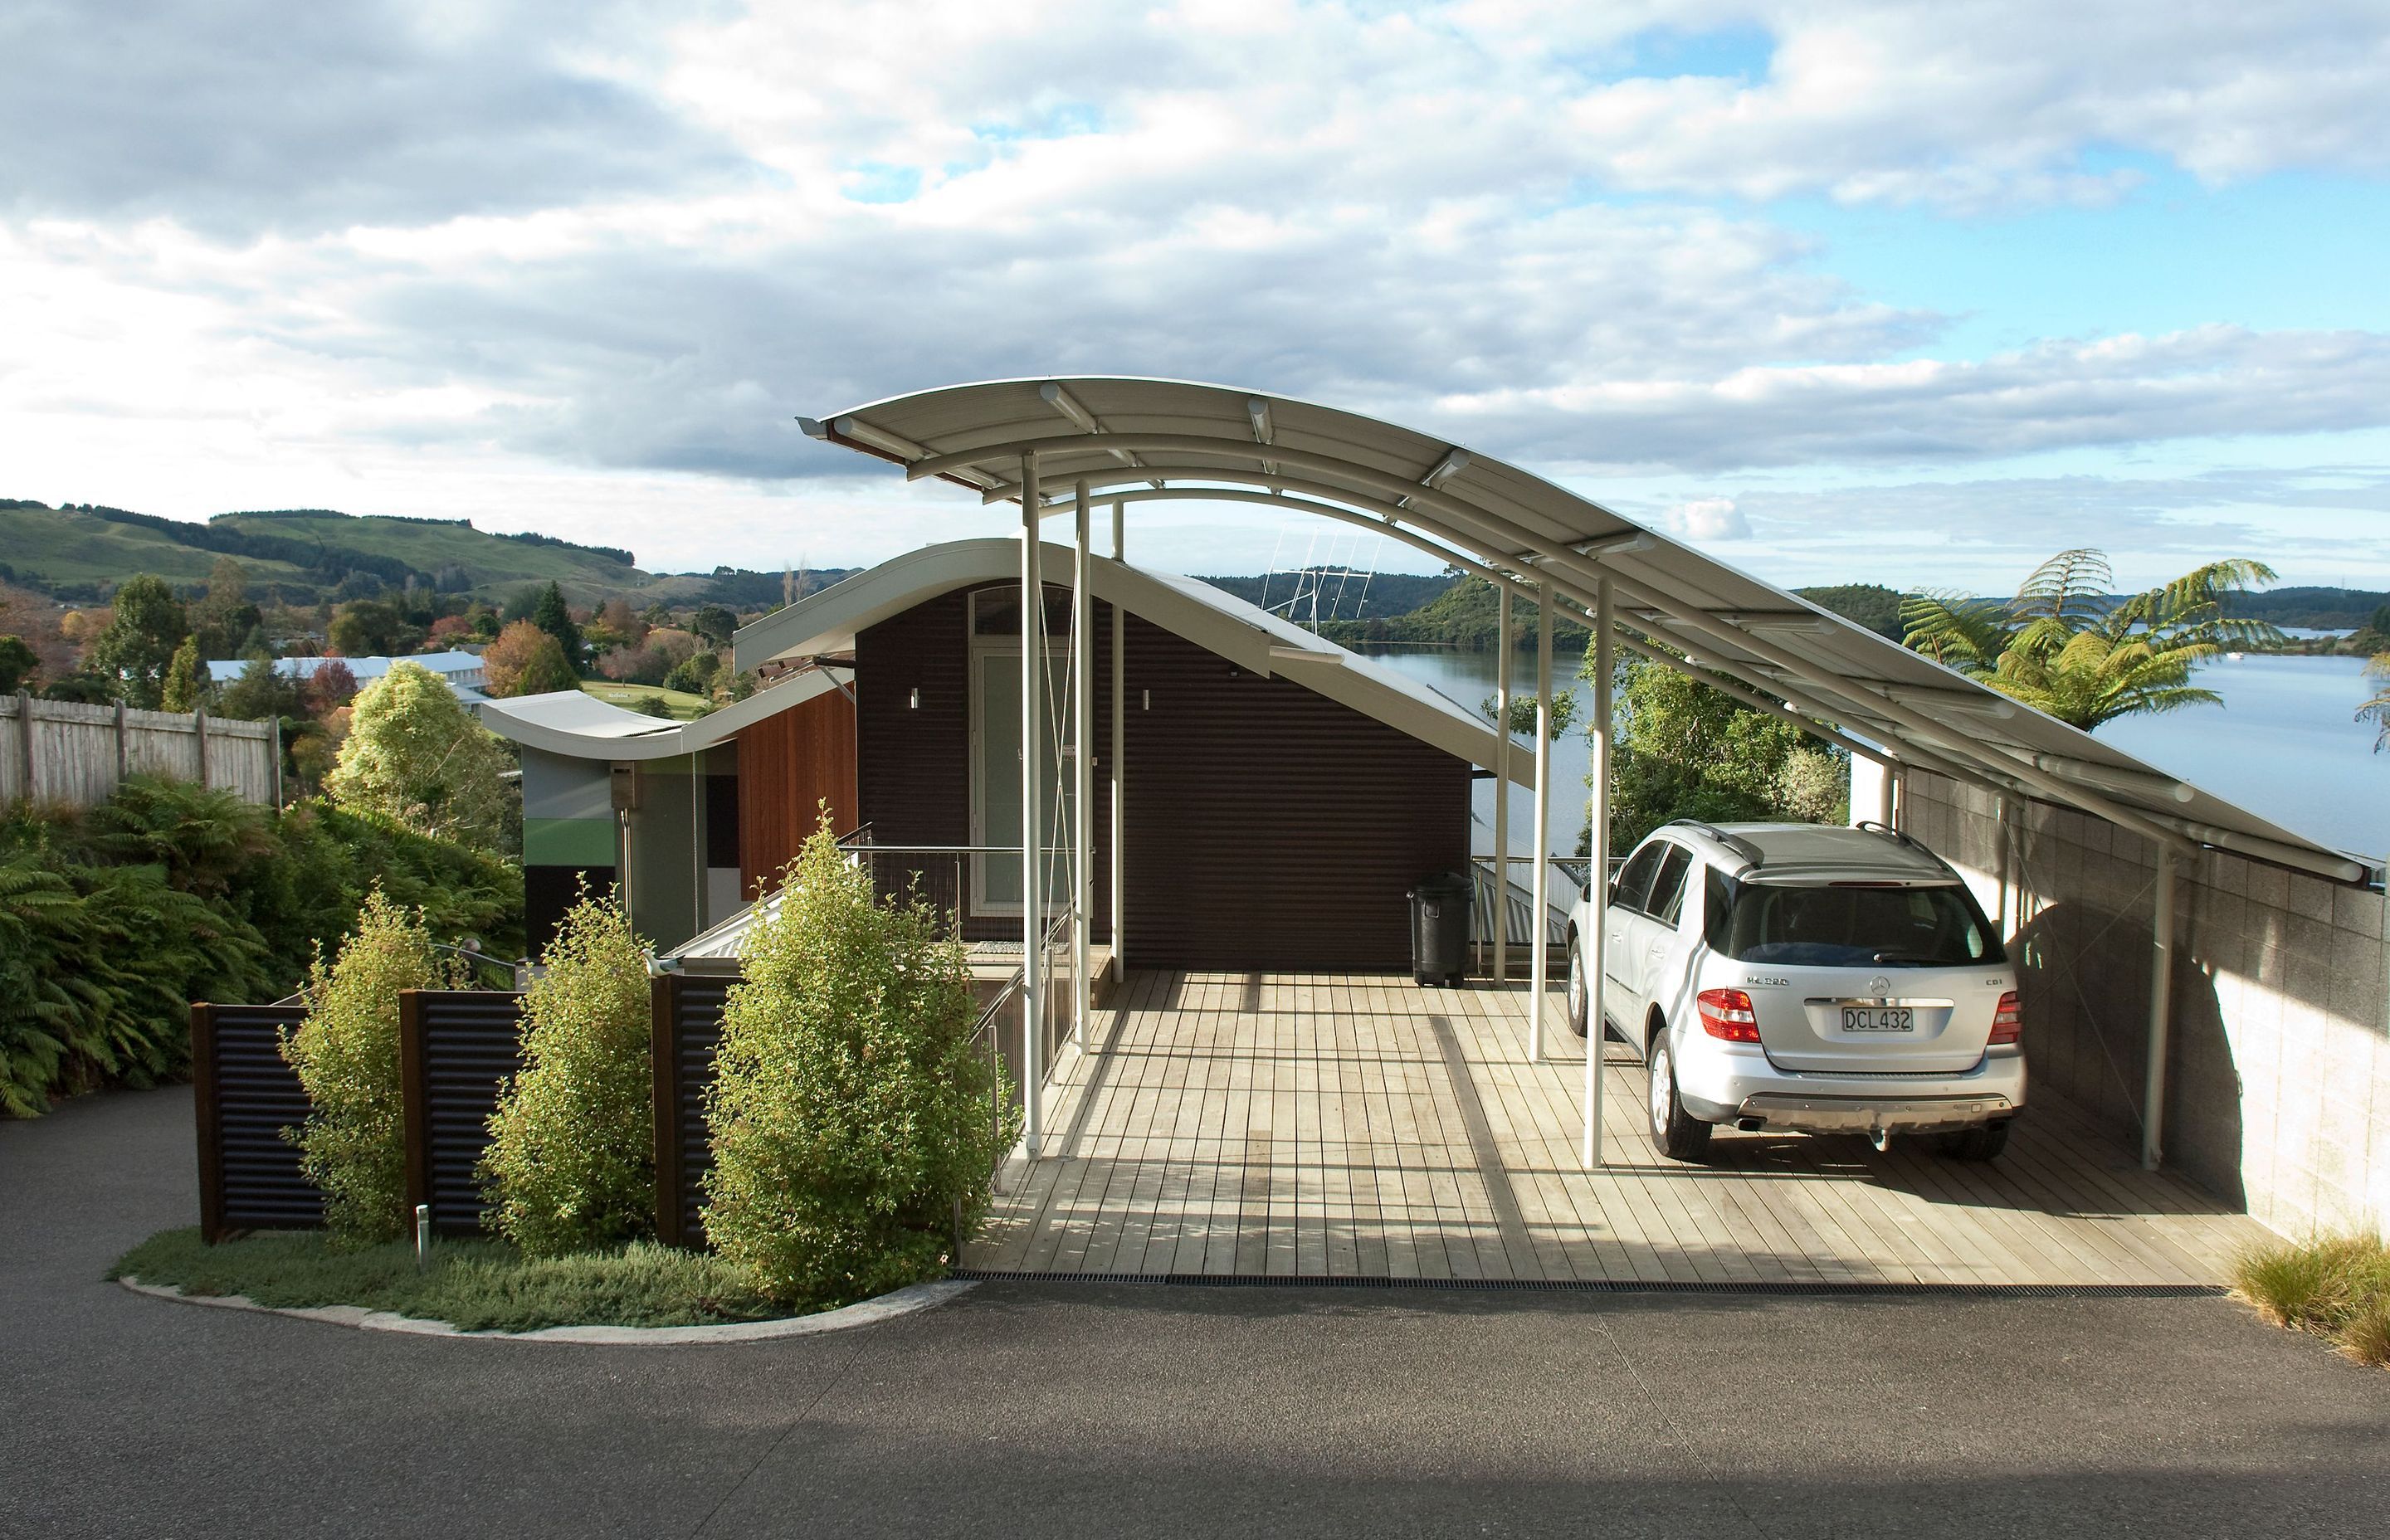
[1110,499,1125,977]
[1071,480,1093,1047]
[1878,757,1896,827]
[1528,586,1553,1063]
[1584,578,1613,1169]
[2141,842,2178,1171]
[1493,583,1511,990]
[1019,452,1044,1157]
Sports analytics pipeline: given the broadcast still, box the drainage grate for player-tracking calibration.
[951,1268,2227,1300]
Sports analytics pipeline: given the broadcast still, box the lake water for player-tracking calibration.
[1361,646,2388,862]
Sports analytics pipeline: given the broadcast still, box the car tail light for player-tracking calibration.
[1697,988,1761,1042]
[1990,991,2023,1045]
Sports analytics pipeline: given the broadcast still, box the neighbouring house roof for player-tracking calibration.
[787,376,2378,885]
[205,650,492,704]
[475,666,851,762]
[732,538,1531,783]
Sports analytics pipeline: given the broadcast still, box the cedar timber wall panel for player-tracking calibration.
[855,588,1466,971]
[737,686,858,899]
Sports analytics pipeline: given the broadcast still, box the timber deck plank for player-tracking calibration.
[958,970,2265,1285]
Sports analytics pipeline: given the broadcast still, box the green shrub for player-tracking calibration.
[0,846,274,1117]
[479,888,656,1257]
[0,775,521,1117]
[701,824,1011,1309]
[281,892,462,1245]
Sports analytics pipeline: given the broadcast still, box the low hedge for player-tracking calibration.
[110,1227,774,1333]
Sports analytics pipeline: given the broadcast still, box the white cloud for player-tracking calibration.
[1661,497,1750,539]
[4,0,2390,576]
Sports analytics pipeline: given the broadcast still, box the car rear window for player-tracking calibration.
[1703,875,2005,967]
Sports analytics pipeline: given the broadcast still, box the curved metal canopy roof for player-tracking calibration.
[797,376,2377,885]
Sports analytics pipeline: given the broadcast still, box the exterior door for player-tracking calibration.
[1604,841,1666,1026]
[1633,843,1696,1024]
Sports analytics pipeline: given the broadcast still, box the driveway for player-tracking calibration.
[7,1086,2388,1539]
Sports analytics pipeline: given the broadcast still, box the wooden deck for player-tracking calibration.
[971,970,2269,1286]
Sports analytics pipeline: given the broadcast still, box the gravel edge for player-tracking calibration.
[116,1274,975,1344]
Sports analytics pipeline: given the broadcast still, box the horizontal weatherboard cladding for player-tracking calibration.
[855,587,1466,971]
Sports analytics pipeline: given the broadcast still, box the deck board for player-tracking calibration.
[965,970,2267,1285]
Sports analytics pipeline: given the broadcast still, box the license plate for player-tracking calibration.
[1841,1006,1915,1032]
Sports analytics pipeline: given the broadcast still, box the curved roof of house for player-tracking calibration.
[733,537,1531,783]
[783,375,2376,885]
[476,665,849,762]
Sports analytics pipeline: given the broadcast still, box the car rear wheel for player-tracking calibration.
[1936,1121,2011,1162]
[1645,1032,1712,1162]
[1565,934,1588,1039]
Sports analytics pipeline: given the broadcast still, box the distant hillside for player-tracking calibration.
[1195,569,1458,621]
[2222,586,2390,630]
[1297,573,1907,650]
[1795,583,1906,641]
[0,499,831,610]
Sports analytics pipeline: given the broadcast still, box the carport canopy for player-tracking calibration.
[790,375,2381,1173]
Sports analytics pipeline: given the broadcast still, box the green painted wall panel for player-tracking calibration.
[525,816,617,867]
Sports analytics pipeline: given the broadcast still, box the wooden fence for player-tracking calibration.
[1,690,278,808]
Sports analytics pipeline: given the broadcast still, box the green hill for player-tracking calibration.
[0,500,744,607]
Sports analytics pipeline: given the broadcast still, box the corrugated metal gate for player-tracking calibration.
[188,1002,319,1243]
[398,989,525,1237]
[651,971,735,1249]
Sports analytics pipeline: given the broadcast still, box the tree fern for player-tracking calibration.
[1900,548,2281,730]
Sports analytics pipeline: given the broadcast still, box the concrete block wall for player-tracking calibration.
[1903,771,2390,1240]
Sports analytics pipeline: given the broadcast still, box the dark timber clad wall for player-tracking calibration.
[856,586,1468,971]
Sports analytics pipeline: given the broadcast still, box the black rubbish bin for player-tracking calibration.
[1407,871,1473,987]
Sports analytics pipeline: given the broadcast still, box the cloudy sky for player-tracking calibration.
[4,0,2388,590]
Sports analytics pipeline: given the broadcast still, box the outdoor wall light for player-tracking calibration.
[909,687,919,709]
[1142,690,1150,711]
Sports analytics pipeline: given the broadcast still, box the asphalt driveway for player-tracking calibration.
[6,1085,2388,1539]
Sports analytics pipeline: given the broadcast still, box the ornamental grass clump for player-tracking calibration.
[479,888,655,1257]
[2231,1232,2390,1369]
[281,892,462,1245]
[701,821,1012,1309]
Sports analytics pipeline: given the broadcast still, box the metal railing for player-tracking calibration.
[1469,854,1587,958]
[836,826,1076,945]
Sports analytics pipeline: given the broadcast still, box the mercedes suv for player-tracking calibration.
[1565,821,2023,1162]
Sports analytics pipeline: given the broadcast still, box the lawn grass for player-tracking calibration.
[110,1228,780,1333]
[2230,1232,2390,1369]
[579,680,712,719]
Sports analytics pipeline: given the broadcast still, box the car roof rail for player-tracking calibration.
[1666,820,1767,870]
[1854,819,1933,856]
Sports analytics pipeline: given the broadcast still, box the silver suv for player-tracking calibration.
[1565,821,2023,1162]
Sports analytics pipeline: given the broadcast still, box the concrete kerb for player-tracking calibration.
[116,1275,974,1345]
